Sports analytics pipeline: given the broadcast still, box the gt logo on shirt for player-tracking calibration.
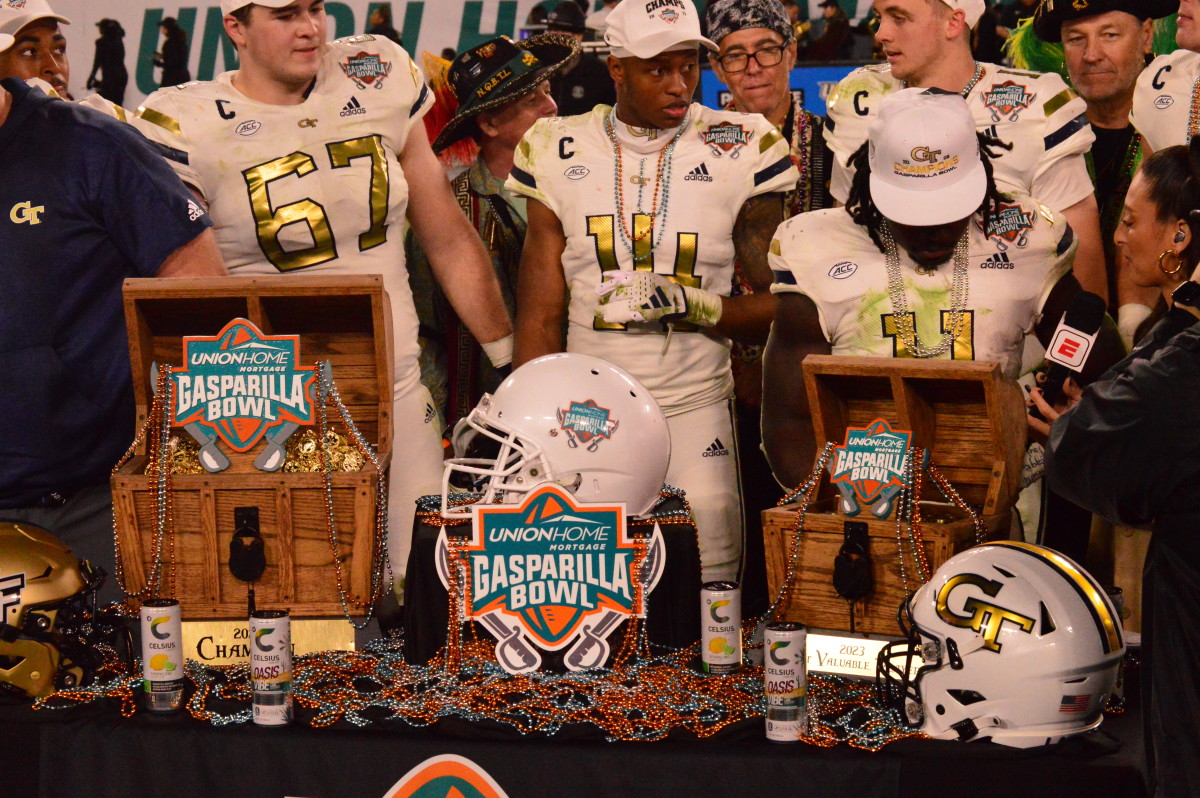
[9,201,44,225]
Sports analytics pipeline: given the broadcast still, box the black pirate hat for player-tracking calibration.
[432,33,580,153]
[1032,0,1177,43]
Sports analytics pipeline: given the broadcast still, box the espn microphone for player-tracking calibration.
[1032,290,1107,418]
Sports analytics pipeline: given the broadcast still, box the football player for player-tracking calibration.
[1132,0,1200,154]
[0,0,71,99]
[824,0,1108,309]
[764,90,1122,487]
[508,0,797,582]
[130,0,515,593]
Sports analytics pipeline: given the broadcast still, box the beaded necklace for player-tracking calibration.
[604,108,688,263]
[880,223,970,358]
[1189,71,1200,144]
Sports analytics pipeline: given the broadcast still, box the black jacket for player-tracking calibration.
[1047,307,1200,798]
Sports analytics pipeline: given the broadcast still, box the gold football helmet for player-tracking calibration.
[0,522,127,698]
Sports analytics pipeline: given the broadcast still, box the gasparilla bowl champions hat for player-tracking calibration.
[0,0,69,37]
[605,0,717,59]
[868,89,987,227]
[221,0,297,16]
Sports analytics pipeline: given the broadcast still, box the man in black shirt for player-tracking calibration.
[546,1,616,116]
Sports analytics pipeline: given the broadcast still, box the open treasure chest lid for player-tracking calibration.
[121,275,394,464]
[802,355,1027,517]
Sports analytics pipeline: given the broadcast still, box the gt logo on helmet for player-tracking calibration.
[0,573,25,624]
[935,573,1035,653]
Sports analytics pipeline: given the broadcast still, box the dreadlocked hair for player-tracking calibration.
[844,132,1014,253]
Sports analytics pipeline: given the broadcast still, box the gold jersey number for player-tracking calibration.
[881,310,976,360]
[586,213,700,331]
[242,135,391,272]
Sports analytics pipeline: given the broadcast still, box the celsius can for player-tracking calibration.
[701,581,742,674]
[140,598,184,713]
[764,622,808,742]
[250,609,293,726]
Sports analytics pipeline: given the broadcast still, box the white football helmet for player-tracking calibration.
[877,541,1124,748]
[441,353,671,518]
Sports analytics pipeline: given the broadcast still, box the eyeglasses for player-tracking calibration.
[715,45,787,73]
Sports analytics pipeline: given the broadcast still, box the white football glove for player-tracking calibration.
[594,270,723,327]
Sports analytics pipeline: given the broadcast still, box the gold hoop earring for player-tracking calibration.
[1159,250,1184,275]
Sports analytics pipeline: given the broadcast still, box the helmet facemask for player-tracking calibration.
[442,394,561,518]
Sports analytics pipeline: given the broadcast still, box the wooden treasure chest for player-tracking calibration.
[111,275,392,619]
[763,356,1026,636]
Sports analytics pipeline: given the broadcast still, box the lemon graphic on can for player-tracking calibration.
[149,653,174,671]
[708,636,728,654]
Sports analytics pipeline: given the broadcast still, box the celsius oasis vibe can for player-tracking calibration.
[250,609,293,726]
[764,621,808,741]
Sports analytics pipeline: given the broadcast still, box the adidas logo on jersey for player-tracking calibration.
[702,438,730,457]
[980,251,1014,270]
[186,199,204,222]
[685,163,714,182]
[340,96,366,117]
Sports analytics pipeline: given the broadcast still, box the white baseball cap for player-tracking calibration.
[221,0,300,16]
[868,89,986,227]
[0,0,70,38]
[940,0,984,29]
[0,32,11,50]
[604,0,717,59]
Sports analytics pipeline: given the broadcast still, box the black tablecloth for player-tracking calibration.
[0,687,1145,798]
[403,496,703,666]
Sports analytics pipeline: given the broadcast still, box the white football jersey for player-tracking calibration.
[132,35,432,391]
[1131,49,1200,154]
[825,62,1094,212]
[769,196,1075,380]
[507,103,796,416]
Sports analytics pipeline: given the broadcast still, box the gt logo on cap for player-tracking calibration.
[911,146,943,164]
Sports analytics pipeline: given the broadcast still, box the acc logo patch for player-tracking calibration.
[170,318,317,458]
[340,51,392,90]
[982,81,1036,122]
[437,483,665,673]
[564,165,590,180]
[828,261,857,279]
[235,120,261,136]
[1154,94,1174,110]
[700,122,752,158]
[384,754,509,798]
[978,201,1035,246]
[828,418,914,518]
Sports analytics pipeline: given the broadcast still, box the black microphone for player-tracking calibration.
[1032,290,1107,418]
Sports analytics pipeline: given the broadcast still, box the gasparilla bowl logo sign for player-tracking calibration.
[171,318,316,453]
[438,483,665,674]
[829,418,913,518]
